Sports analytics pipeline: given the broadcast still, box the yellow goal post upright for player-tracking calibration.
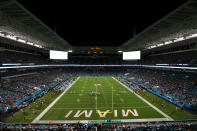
[96,84,114,114]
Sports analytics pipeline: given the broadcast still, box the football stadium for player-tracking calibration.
[0,0,197,130]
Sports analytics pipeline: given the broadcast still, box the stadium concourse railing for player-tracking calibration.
[0,119,197,130]
[5,77,72,112]
[121,76,197,110]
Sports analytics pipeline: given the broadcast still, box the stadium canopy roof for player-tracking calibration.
[120,0,197,51]
[0,0,71,51]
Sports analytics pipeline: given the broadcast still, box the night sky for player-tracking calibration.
[17,0,187,47]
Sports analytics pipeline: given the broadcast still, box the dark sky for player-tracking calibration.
[17,0,187,47]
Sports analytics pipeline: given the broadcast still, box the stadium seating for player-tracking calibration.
[0,69,73,113]
[122,68,197,108]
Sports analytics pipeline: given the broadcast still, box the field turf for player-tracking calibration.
[40,77,167,121]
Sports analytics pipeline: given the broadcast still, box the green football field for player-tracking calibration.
[33,77,173,123]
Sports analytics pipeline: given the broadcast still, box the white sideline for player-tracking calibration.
[32,77,80,123]
[112,77,173,121]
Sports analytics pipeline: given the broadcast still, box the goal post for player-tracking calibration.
[96,84,113,114]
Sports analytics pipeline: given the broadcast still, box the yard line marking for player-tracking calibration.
[112,77,173,121]
[32,77,80,123]
[55,102,150,104]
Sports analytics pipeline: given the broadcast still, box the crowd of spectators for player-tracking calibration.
[117,77,140,91]
[0,66,126,112]
[0,123,99,130]
[123,68,197,105]
[0,69,72,112]
[1,120,197,130]
[102,120,197,130]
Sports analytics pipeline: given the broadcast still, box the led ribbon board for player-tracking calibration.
[0,64,196,70]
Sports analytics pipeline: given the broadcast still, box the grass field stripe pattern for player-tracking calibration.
[32,77,80,123]
[112,77,173,120]
[34,77,174,123]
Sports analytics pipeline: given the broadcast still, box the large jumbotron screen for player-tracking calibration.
[50,50,68,60]
[123,51,141,60]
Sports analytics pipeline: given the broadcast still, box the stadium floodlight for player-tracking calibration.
[147,32,197,49]
[34,44,43,48]
[0,31,44,49]
[34,44,38,47]
[185,33,197,39]
[157,43,164,47]
[164,41,172,45]
[0,32,5,37]
[118,51,123,53]
[26,42,34,46]
[150,45,156,49]
[17,39,26,43]
[174,37,184,42]
[190,33,197,38]
[6,35,16,40]
[123,51,141,60]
